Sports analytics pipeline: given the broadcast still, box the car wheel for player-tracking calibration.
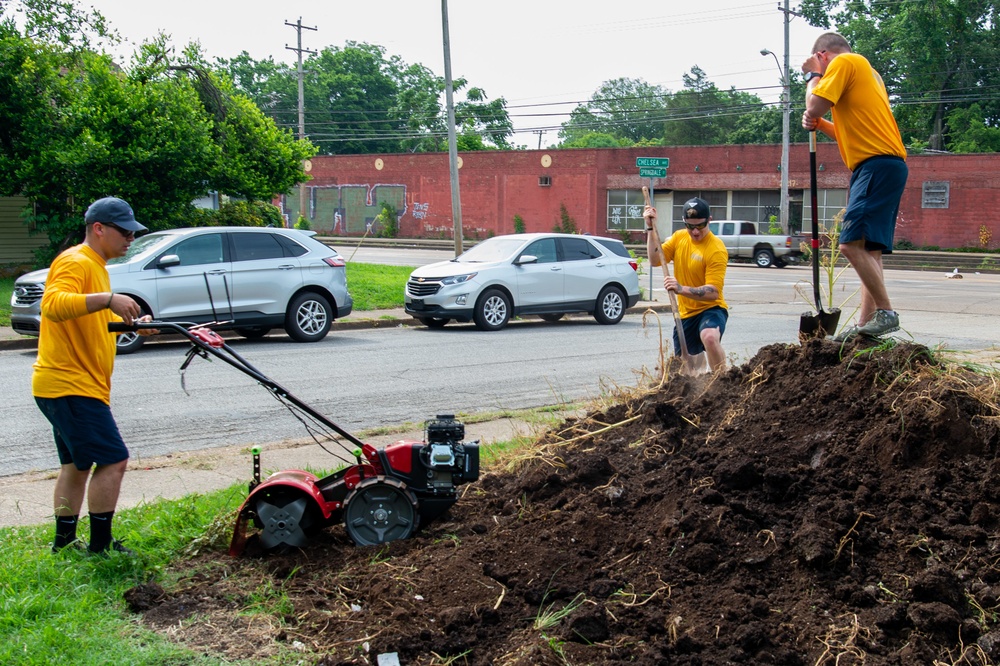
[754,249,775,268]
[419,317,450,328]
[539,313,564,322]
[594,285,626,325]
[285,292,332,342]
[115,306,149,355]
[473,288,510,331]
[235,326,272,339]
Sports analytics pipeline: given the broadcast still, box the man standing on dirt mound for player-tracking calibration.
[643,197,729,374]
[801,32,908,342]
[32,196,156,556]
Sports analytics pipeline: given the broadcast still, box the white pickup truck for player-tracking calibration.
[708,220,804,268]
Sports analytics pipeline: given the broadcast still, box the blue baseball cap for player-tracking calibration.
[84,197,148,233]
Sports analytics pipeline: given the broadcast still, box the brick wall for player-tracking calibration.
[288,146,1000,250]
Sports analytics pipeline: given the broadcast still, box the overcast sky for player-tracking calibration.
[81,0,824,147]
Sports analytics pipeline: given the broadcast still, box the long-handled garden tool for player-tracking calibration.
[799,131,841,338]
[642,186,690,363]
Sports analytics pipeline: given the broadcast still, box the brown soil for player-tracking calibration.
[124,339,1000,665]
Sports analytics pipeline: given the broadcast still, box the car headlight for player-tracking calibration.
[440,272,477,286]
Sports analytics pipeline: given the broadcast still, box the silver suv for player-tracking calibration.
[11,226,352,353]
[404,233,640,331]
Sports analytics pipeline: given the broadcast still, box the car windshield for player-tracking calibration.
[106,233,175,265]
[455,237,528,263]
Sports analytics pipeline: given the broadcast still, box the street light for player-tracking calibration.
[761,47,790,233]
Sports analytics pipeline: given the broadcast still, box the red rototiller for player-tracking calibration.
[109,321,480,555]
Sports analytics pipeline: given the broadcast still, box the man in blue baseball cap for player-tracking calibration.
[33,196,155,556]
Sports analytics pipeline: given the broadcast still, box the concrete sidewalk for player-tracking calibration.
[0,300,673,351]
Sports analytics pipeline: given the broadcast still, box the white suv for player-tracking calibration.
[405,233,640,331]
[11,227,352,353]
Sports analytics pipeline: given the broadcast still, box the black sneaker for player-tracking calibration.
[89,539,136,558]
[52,538,89,554]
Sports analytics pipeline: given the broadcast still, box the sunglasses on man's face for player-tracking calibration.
[102,222,135,239]
[684,220,709,231]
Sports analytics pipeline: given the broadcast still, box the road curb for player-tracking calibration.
[0,303,674,352]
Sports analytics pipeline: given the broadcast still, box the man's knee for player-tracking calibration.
[701,327,722,348]
[94,459,128,478]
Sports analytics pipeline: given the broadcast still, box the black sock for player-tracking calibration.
[53,515,79,550]
[88,511,115,552]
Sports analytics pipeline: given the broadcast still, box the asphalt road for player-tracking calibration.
[2,258,996,478]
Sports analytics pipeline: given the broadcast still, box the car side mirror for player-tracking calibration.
[157,254,181,268]
[515,254,538,265]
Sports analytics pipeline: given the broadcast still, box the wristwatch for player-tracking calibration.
[804,71,822,83]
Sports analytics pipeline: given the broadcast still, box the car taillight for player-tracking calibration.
[629,260,638,272]
[323,256,346,267]
[784,237,792,248]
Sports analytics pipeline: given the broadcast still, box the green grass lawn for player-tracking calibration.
[344,262,412,311]
[0,265,410,328]
[0,277,12,327]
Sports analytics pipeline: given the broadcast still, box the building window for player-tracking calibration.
[922,181,949,208]
[538,175,552,187]
[731,190,780,224]
[802,189,848,233]
[606,189,647,232]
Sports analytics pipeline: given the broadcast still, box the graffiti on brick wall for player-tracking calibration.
[413,202,429,219]
[282,184,408,234]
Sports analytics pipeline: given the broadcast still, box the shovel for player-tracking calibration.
[799,131,841,338]
[642,186,691,363]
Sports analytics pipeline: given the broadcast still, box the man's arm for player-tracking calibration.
[643,205,663,267]
[803,80,836,140]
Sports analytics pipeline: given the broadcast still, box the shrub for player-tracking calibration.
[553,203,577,234]
[513,214,525,234]
[375,202,399,238]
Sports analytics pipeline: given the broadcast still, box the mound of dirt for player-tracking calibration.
[128,339,1000,665]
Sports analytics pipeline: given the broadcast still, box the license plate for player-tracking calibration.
[410,299,425,309]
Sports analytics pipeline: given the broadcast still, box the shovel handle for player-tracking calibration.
[642,186,690,361]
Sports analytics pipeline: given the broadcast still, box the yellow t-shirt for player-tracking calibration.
[659,229,729,319]
[811,52,906,171]
[32,244,119,404]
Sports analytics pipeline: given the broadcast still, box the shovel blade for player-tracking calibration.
[799,308,842,339]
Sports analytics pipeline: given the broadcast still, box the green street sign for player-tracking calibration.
[636,157,670,168]
[639,167,667,178]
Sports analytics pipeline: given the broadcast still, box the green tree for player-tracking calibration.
[560,132,627,149]
[662,66,764,146]
[221,42,512,155]
[0,3,314,262]
[559,77,669,145]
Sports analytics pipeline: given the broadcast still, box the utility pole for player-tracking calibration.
[533,130,545,150]
[441,0,463,255]
[761,1,792,233]
[286,18,317,228]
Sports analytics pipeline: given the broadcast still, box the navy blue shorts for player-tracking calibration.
[674,306,728,356]
[35,396,129,470]
[841,156,908,254]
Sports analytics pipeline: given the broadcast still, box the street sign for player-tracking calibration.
[636,157,670,168]
[639,167,667,178]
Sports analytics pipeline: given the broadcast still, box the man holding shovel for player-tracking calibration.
[801,32,908,342]
[644,197,729,373]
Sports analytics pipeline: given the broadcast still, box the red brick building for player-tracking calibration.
[283,145,1000,250]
